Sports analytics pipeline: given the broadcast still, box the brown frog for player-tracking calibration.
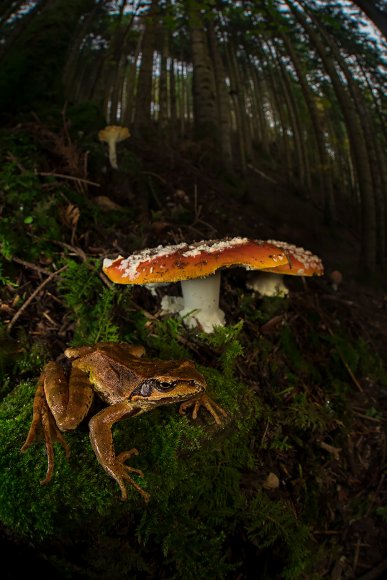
[21,342,226,502]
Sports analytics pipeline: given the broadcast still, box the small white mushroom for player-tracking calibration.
[98,125,130,169]
[329,270,343,291]
[246,272,289,297]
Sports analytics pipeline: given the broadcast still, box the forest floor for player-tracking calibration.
[1,119,387,579]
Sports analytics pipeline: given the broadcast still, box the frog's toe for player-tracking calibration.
[117,449,144,478]
[179,394,227,425]
[111,450,149,502]
[113,467,149,502]
[116,448,139,463]
[200,396,227,425]
[120,469,150,503]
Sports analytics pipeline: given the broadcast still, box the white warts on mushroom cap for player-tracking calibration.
[98,125,130,169]
[265,240,324,276]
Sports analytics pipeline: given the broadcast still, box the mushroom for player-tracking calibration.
[329,270,343,291]
[246,240,324,297]
[102,237,289,333]
[98,125,130,169]
[246,271,289,297]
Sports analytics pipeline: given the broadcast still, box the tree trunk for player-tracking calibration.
[63,0,104,99]
[248,62,270,157]
[280,30,335,219]
[122,30,144,126]
[158,24,169,135]
[185,0,217,141]
[169,57,177,143]
[133,0,159,134]
[268,38,310,193]
[207,18,233,166]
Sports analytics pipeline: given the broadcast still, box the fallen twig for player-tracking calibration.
[319,294,356,307]
[352,409,384,422]
[319,440,342,461]
[7,265,68,331]
[6,151,29,174]
[12,256,51,276]
[50,239,112,288]
[37,171,101,187]
[247,163,278,184]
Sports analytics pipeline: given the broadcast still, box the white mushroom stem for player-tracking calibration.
[158,273,225,332]
[178,272,225,333]
[106,138,119,169]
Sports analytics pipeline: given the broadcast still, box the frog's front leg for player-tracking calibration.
[89,401,150,502]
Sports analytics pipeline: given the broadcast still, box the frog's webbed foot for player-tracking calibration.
[20,372,70,485]
[179,394,227,425]
[113,449,150,503]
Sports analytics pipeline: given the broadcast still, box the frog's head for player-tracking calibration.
[131,359,206,404]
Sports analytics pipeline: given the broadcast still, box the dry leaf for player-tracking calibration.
[60,203,80,228]
[319,441,342,461]
[93,195,123,211]
[262,472,280,489]
[150,221,170,235]
[260,315,285,334]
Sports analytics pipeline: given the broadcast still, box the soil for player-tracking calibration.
[1,128,387,579]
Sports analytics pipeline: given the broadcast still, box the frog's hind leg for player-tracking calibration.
[39,398,70,484]
[20,371,47,452]
[21,363,70,484]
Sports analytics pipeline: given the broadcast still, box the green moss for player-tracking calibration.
[245,492,312,579]
[239,293,288,324]
[58,259,120,344]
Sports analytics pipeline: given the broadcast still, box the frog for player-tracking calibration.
[20,342,226,502]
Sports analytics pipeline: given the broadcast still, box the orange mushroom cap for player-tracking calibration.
[102,237,289,285]
[262,240,324,276]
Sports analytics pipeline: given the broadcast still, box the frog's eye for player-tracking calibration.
[158,381,175,391]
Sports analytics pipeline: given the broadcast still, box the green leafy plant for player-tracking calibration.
[58,259,120,344]
[245,492,312,580]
